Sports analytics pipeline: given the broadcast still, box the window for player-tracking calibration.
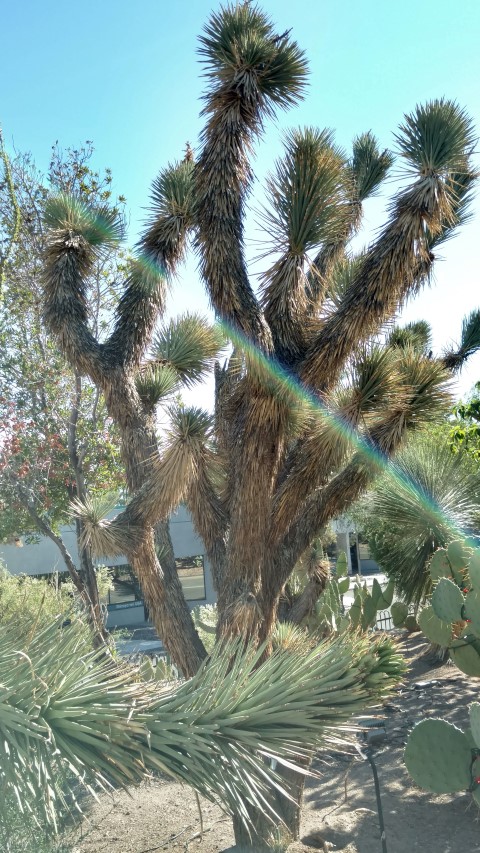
[108,564,142,606]
[106,558,206,608]
[176,555,206,601]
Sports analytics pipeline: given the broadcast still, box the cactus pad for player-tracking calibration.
[371,578,383,607]
[405,719,471,793]
[391,601,408,627]
[469,550,480,588]
[418,606,451,647]
[447,540,471,581]
[464,591,480,635]
[404,614,419,632]
[361,593,378,629]
[377,578,395,609]
[449,639,480,676]
[429,548,452,582]
[469,703,480,748]
[338,577,350,595]
[431,577,464,623]
[348,596,362,629]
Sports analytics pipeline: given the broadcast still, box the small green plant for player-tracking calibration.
[308,551,395,634]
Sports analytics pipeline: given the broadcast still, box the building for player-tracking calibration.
[0,504,215,630]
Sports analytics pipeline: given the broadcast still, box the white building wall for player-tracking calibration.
[0,505,215,629]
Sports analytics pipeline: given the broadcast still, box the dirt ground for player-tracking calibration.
[65,635,480,853]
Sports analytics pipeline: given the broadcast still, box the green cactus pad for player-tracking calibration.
[377,578,395,609]
[429,549,452,582]
[447,540,471,578]
[371,578,383,607]
[361,593,378,629]
[338,577,350,595]
[464,591,480,635]
[348,593,362,629]
[418,606,452,647]
[469,550,480,588]
[469,703,480,748]
[431,577,464,623]
[391,601,408,627]
[446,540,469,586]
[404,614,420,632]
[338,614,351,633]
[450,639,480,676]
[405,719,471,793]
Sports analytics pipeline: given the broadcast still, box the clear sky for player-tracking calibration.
[3,0,480,403]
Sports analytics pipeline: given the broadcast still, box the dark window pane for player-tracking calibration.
[175,555,206,601]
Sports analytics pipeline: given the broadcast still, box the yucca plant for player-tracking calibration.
[0,615,405,847]
[37,3,479,845]
[356,432,480,606]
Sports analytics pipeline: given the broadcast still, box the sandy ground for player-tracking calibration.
[65,635,480,853]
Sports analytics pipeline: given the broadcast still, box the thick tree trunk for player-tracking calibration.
[231,761,309,851]
[102,372,207,674]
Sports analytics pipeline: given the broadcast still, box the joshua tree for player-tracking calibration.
[39,3,479,846]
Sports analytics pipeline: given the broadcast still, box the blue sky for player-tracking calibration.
[3,0,480,402]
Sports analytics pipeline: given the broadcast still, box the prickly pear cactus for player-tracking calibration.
[405,541,480,807]
[405,718,473,793]
[310,568,396,635]
[391,601,409,628]
[422,541,480,676]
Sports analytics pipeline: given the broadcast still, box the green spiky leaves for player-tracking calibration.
[0,616,405,833]
[199,3,308,113]
[150,159,196,222]
[69,493,144,558]
[350,131,393,200]
[388,320,432,355]
[135,313,223,411]
[44,193,125,249]
[395,99,476,176]
[142,159,196,274]
[444,310,480,372]
[262,128,348,256]
[152,314,223,389]
[168,405,214,446]
[136,363,179,409]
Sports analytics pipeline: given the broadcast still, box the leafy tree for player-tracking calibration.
[0,143,125,643]
[36,4,479,846]
[449,381,480,461]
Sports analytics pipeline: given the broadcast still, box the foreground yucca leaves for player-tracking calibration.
[0,617,406,834]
